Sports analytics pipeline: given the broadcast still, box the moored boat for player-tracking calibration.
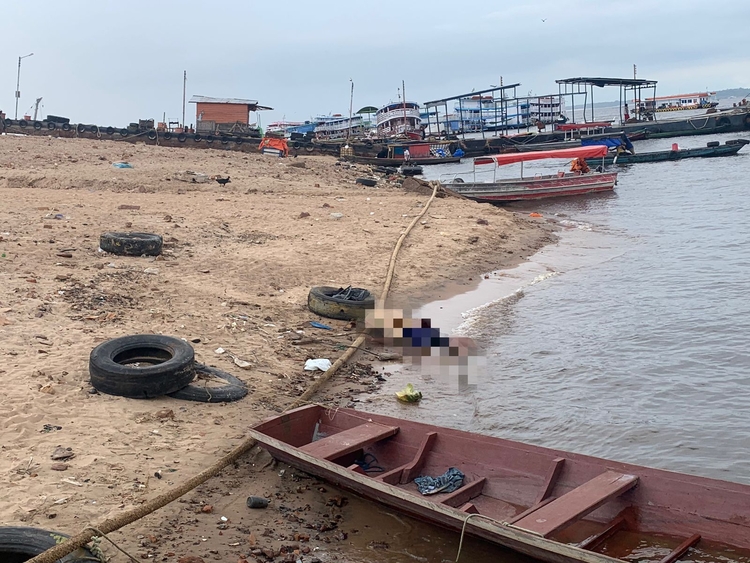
[376,101,422,138]
[637,92,719,113]
[585,139,749,166]
[249,405,750,563]
[342,141,461,166]
[439,145,617,202]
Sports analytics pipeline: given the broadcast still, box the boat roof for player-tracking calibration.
[475,145,608,166]
[189,95,273,110]
[424,84,521,107]
[644,92,716,101]
[556,77,658,88]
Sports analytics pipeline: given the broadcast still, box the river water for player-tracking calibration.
[363,130,750,487]
[333,129,750,563]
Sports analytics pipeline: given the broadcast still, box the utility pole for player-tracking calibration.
[15,52,34,120]
[182,71,187,128]
[347,79,354,140]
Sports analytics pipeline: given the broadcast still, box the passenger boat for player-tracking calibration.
[249,405,750,563]
[585,139,749,166]
[376,101,422,138]
[314,114,367,140]
[637,92,719,113]
[438,145,617,202]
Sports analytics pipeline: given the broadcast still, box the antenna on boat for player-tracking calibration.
[348,78,354,140]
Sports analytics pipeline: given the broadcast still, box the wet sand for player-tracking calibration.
[0,134,556,561]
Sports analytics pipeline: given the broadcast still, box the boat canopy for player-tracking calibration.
[475,145,609,166]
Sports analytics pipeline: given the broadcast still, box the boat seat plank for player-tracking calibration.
[657,533,701,563]
[513,471,638,537]
[507,496,556,524]
[440,477,487,508]
[299,423,399,461]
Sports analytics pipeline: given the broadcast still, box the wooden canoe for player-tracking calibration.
[249,405,750,563]
[585,139,749,166]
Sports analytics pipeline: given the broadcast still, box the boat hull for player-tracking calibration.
[444,172,618,202]
[343,155,461,166]
[250,405,750,563]
[585,140,747,165]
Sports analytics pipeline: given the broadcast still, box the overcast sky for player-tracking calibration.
[1,1,748,127]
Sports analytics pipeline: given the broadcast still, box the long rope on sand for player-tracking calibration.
[26,181,441,563]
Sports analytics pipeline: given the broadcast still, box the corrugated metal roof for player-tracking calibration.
[189,95,259,105]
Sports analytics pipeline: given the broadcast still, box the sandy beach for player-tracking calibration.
[0,134,557,561]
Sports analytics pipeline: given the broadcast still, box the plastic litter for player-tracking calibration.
[304,358,332,371]
[331,286,370,302]
[310,321,332,330]
[112,162,133,168]
[414,467,465,495]
[396,383,422,403]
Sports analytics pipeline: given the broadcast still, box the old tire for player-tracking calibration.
[19,120,28,128]
[3,118,12,127]
[221,136,230,145]
[89,125,98,133]
[89,335,195,398]
[147,129,157,140]
[33,121,43,130]
[47,121,57,130]
[356,178,377,187]
[106,126,115,135]
[205,135,214,144]
[717,117,731,129]
[177,133,187,142]
[100,232,163,256]
[167,363,248,403]
[706,141,720,148]
[234,137,243,145]
[163,131,173,140]
[193,134,202,142]
[308,286,375,321]
[62,123,71,131]
[0,526,98,562]
[119,128,129,137]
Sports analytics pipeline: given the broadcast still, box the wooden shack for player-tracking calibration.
[189,95,272,135]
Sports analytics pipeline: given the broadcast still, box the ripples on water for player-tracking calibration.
[369,132,750,485]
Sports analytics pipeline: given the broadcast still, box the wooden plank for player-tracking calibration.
[657,533,701,563]
[376,466,404,485]
[535,457,566,504]
[441,478,487,508]
[400,432,438,483]
[508,497,556,524]
[375,431,438,485]
[347,463,366,475]
[578,516,627,551]
[459,502,479,514]
[513,471,638,537]
[299,423,399,461]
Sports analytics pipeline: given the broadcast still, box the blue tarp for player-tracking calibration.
[582,134,634,151]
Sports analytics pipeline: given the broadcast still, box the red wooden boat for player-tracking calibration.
[249,405,750,563]
[439,145,617,202]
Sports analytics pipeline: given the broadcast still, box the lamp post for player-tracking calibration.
[15,52,34,120]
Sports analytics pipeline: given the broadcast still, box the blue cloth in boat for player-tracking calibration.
[414,467,465,495]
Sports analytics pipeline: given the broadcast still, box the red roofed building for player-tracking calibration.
[189,95,272,135]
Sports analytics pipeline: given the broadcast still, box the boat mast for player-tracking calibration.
[348,79,354,140]
[402,80,407,133]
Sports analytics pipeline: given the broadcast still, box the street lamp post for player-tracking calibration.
[14,52,34,120]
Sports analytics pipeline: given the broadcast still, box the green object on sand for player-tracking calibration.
[396,383,422,403]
